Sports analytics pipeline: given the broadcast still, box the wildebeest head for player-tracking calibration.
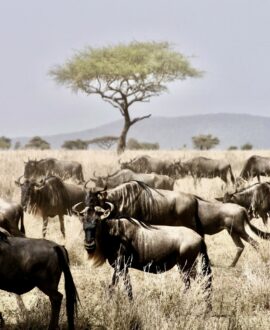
[118,159,131,170]
[15,175,45,210]
[78,190,114,254]
[215,192,236,203]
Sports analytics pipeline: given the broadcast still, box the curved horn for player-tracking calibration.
[15,175,24,186]
[93,171,98,178]
[84,179,92,189]
[105,201,115,212]
[94,206,106,213]
[72,202,83,214]
[80,206,90,214]
[106,169,121,178]
[99,202,115,220]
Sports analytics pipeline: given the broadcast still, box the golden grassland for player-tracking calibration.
[1,149,270,329]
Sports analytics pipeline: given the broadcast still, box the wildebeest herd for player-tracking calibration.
[1,154,270,329]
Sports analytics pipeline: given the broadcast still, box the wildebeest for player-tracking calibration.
[238,155,270,183]
[0,227,78,330]
[77,198,212,302]
[180,157,235,185]
[15,175,86,238]
[217,182,270,226]
[195,196,270,266]
[90,169,175,190]
[84,181,270,266]
[0,198,25,236]
[119,155,180,177]
[24,158,84,183]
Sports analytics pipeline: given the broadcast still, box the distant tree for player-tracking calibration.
[127,138,159,150]
[62,139,89,150]
[192,134,220,150]
[241,143,253,150]
[50,41,202,154]
[88,136,119,150]
[25,136,50,150]
[0,136,11,150]
[14,141,21,150]
[228,146,238,150]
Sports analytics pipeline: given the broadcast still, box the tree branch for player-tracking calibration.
[130,114,151,126]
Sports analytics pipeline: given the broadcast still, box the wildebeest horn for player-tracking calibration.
[15,175,24,186]
[72,202,83,214]
[105,202,114,212]
[33,178,47,190]
[93,171,97,178]
[84,179,93,189]
[99,202,115,220]
[94,206,106,213]
[80,206,90,213]
[0,227,11,238]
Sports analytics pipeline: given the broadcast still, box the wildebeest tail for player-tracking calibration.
[199,239,212,293]
[19,208,25,234]
[194,198,204,237]
[228,165,235,184]
[54,245,79,330]
[247,222,270,240]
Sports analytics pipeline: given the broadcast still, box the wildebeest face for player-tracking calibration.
[83,217,98,253]
[223,192,235,203]
[19,180,36,209]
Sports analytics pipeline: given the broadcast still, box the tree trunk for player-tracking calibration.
[117,118,131,154]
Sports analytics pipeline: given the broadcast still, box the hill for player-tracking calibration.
[12,113,270,149]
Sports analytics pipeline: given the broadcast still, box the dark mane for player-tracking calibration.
[117,216,157,229]
[234,182,265,194]
[103,181,164,221]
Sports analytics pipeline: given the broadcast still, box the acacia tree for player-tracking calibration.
[62,139,89,150]
[192,134,220,150]
[0,136,11,149]
[88,136,118,150]
[50,42,201,153]
[25,136,50,150]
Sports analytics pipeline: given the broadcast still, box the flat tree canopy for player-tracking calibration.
[50,41,202,153]
[192,134,220,150]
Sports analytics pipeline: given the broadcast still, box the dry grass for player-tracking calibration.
[1,149,270,329]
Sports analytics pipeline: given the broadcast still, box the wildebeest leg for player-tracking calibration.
[259,211,268,227]
[59,215,65,238]
[109,260,121,297]
[122,267,133,300]
[40,288,63,330]
[177,262,192,292]
[42,217,49,238]
[0,312,4,329]
[228,232,245,267]
[257,174,261,183]
[193,175,197,187]
[16,295,29,321]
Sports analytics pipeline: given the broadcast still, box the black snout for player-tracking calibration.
[83,222,97,253]
[84,239,96,252]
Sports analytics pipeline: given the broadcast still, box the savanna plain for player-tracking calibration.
[1,149,270,330]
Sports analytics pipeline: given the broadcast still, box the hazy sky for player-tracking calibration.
[1,0,270,137]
